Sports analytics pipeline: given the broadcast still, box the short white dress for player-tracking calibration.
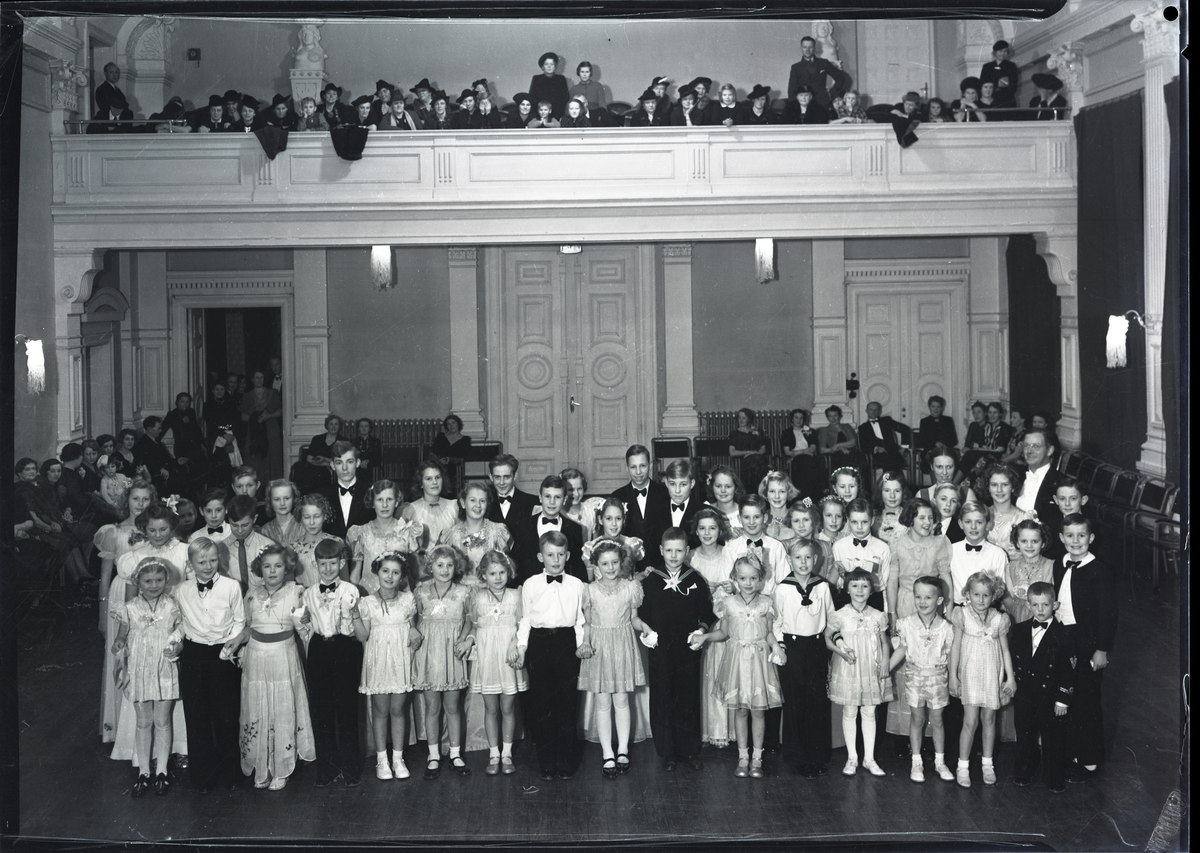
[348,518,423,594]
[114,594,182,702]
[468,588,527,695]
[951,606,1010,710]
[826,604,894,707]
[412,580,470,691]
[578,579,647,694]
[713,594,782,711]
[359,590,418,695]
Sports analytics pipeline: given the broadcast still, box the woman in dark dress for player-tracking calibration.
[780,408,824,500]
[296,413,343,494]
[160,391,207,493]
[112,429,141,480]
[528,51,570,120]
[737,84,775,125]
[728,407,770,491]
[504,93,534,129]
[960,401,1012,482]
[431,414,471,464]
[425,91,453,131]
[239,369,284,483]
[352,418,383,485]
[13,458,92,586]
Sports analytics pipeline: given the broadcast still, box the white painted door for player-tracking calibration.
[496,246,649,494]
[859,20,934,107]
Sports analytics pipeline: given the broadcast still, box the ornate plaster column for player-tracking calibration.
[53,250,106,444]
[292,249,332,458]
[659,244,700,438]
[1131,1,1179,477]
[49,60,89,134]
[810,240,847,428]
[125,17,177,116]
[967,238,1010,411]
[1046,42,1086,118]
[290,20,330,109]
[1034,234,1081,449]
[447,248,486,438]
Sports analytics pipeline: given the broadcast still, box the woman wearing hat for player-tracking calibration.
[631,88,667,127]
[192,94,231,133]
[528,51,570,120]
[736,84,776,125]
[669,88,701,126]
[409,79,435,127]
[685,76,715,125]
[266,94,299,131]
[319,83,354,128]
[1029,73,1068,120]
[87,89,134,134]
[425,90,454,130]
[149,96,193,133]
[951,77,988,123]
[784,84,831,125]
[232,95,269,132]
[504,92,534,129]
[453,89,481,130]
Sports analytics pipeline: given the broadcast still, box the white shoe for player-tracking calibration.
[842,758,858,776]
[935,761,954,782]
[376,755,394,780]
[268,776,287,790]
[956,766,971,788]
[982,764,997,786]
[393,757,409,780]
[862,759,886,777]
[910,761,925,783]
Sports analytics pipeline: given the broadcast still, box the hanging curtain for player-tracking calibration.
[1005,234,1061,419]
[1074,92,1146,469]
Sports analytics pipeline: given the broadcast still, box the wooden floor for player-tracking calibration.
[6,577,1185,850]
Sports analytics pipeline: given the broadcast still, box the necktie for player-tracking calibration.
[634,488,647,497]
[853,538,868,548]
[1065,560,1081,570]
[545,574,563,584]
[966,544,982,552]
[339,485,353,496]
[207,527,223,535]
[497,495,511,505]
[672,504,686,512]
[319,582,337,593]
[238,539,249,580]
[541,516,560,526]
[747,538,763,548]
[197,579,214,592]
[934,522,943,536]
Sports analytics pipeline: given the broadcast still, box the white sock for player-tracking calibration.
[502,742,513,758]
[1084,764,1097,771]
[738,748,749,761]
[428,744,439,760]
[982,756,994,767]
[912,754,923,765]
[860,706,877,764]
[489,746,500,759]
[935,752,946,765]
[449,745,461,760]
[842,711,859,762]
[377,750,388,763]
[958,758,970,769]
[752,748,763,761]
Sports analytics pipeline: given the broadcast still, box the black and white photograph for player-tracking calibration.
[0,1,1186,849]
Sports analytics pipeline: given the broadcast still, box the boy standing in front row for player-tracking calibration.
[639,527,715,772]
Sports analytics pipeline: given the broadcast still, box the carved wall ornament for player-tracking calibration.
[1046,43,1084,92]
[1131,1,1181,64]
[811,20,843,68]
[293,21,328,71]
[128,17,178,62]
[50,60,88,111]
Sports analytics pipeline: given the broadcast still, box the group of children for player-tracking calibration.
[98,441,1115,799]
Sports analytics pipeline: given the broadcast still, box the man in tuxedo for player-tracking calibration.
[1015,429,1061,522]
[1010,582,1076,793]
[485,453,539,535]
[787,36,850,111]
[611,445,671,570]
[510,475,587,584]
[662,458,702,548]
[857,402,911,476]
[134,416,177,494]
[321,441,372,538]
[268,356,284,395]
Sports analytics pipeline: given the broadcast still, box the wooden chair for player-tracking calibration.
[693,437,733,485]
[1096,470,1144,540]
[1123,477,1178,587]
[463,441,504,486]
[380,445,421,487]
[651,437,692,477]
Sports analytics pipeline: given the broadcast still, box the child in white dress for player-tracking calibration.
[688,508,735,749]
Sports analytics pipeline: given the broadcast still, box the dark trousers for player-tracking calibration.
[781,634,831,769]
[647,643,702,759]
[1014,694,1068,787]
[307,634,364,783]
[524,628,580,774]
[1068,661,1106,766]
[179,639,242,787]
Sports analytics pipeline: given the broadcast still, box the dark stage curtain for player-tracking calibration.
[1006,234,1062,421]
[1074,92,1146,469]
[1161,78,1184,498]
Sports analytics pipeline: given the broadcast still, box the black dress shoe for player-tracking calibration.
[661,759,676,772]
[344,777,361,788]
[452,758,472,777]
[1013,775,1033,787]
[557,769,576,781]
[132,774,151,799]
[616,753,631,774]
[539,769,556,781]
[1067,765,1097,784]
[154,773,170,796]
[812,764,828,777]
[1048,781,1067,794]
[681,757,704,772]
[423,759,441,781]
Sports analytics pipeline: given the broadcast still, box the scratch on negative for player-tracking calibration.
[1102,812,1136,847]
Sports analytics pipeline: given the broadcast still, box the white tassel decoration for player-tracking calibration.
[1105,315,1130,368]
[371,245,392,290]
[25,339,45,394]
[755,238,775,284]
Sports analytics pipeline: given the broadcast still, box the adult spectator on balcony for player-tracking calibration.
[95,62,125,112]
[475,94,502,129]
[379,95,422,130]
[783,84,831,125]
[713,84,740,126]
[830,90,868,124]
[145,96,191,133]
[560,97,591,129]
[426,90,454,130]
[410,78,436,128]
[504,92,534,129]
[685,77,715,125]
[631,88,667,127]
[222,90,242,126]
[1029,73,1068,120]
[980,40,1018,109]
[472,79,492,104]
[649,76,673,117]
[192,94,231,133]
[86,89,134,134]
[529,51,570,120]
[453,90,480,129]
[737,84,776,125]
[319,83,354,128]
[976,81,1003,121]
[926,97,952,123]
[366,79,396,127]
[951,77,988,123]
[669,87,702,126]
[265,94,299,131]
[232,95,269,133]
[787,35,849,111]
[886,91,922,147]
[569,62,607,115]
[350,95,376,129]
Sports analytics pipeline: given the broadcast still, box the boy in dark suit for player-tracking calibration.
[511,475,587,584]
[639,527,715,772]
[485,453,539,535]
[1011,582,1076,793]
[320,442,372,538]
[612,444,670,571]
[230,465,271,528]
[662,459,701,548]
[1052,514,1117,783]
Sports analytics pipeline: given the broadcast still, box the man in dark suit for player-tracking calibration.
[611,445,671,570]
[134,416,177,494]
[87,89,134,134]
[857,402,912,475]
[321,441,373,538]
[94,62,124,112]
[485,453,539,536]
[510,475,588,584]
[1016,428,1062,523]
[1010,581,1076,793]
[787,36,850,111]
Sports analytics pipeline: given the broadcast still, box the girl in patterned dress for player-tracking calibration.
[872,471,910,545]
[355,551,421,781]
[759,470,800,543]
[229,545,314,790]
[293,493,343,588]
[887,576,956,784]
[578,541,649,778]
[978,463,1032,561]
[705,465,745,532]
[463,551,526,776]
[437,481,512,576]
[413,545,472,778]
[688,508,736,749]
[260,479,305,549]
[111,557,183,797]
[949,571,1016,787]
[1002,519,1054,625]
[408,461,460,548]
[581,498,645,581]
[348,480,424,594]
[825,568,892,777]
[694,554,784,779]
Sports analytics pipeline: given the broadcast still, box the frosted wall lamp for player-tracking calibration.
[1105,309,1144,368]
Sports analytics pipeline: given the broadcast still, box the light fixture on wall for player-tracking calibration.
[371,245,393,290]
[559,245,582,255]
[15,334,45,394]
[1106,309,1145,368]
[755,238,776,284]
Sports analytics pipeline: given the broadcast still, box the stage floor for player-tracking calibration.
[7,578,1185,850]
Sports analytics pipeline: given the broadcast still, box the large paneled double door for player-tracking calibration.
[487,246,656,495]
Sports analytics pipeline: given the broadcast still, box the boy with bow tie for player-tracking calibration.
[724,495,789,595]
[1010,582,1076,792]
[639,527,715,771]
[612,445,671,572]
[947,502,1007,613]
[485,453,539,535]
[320,443,372,539]
[512,475,587,584]
[830,499,891,613]
[663,459,701,548]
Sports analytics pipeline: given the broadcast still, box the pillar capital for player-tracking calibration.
[1032,232,1077,298]
[1132,2,1181,72]
[661,243,692,262]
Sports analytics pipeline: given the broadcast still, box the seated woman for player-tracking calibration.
[630,88,667,127]
[13,458,92,588]
[816,406,864,486]
[568,61,607,115]
[367,79,396,127]
[926,97,952,123]
[959,402,1012,483]
[1029,73,1068,120]
[830,90,868,124]
[352,417,383,484]
[951,77,988,122]
[685,77,715,125]
[350,95,376,129]
[299,414,343,492]
[318,83,354,128]
[669,88,702,126]
[453,90,480,130]
[781,408,824,500]
[783,84,831,125]
[560,97,591,129]
[1000,408,1027,466]
[976,80,1002,121]
[265,94,299,131]
[728,408,770,490]
[431,414,471,490]
[425,91,454,130]
[712,84,740,126]
[529,51,570,120]
[917,446,977,506]
[504,93,534,129]
[475,95,503,129]
[736,84,775,125]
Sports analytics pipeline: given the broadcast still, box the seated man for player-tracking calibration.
[857,401,911,476]
[86,89,134,134]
